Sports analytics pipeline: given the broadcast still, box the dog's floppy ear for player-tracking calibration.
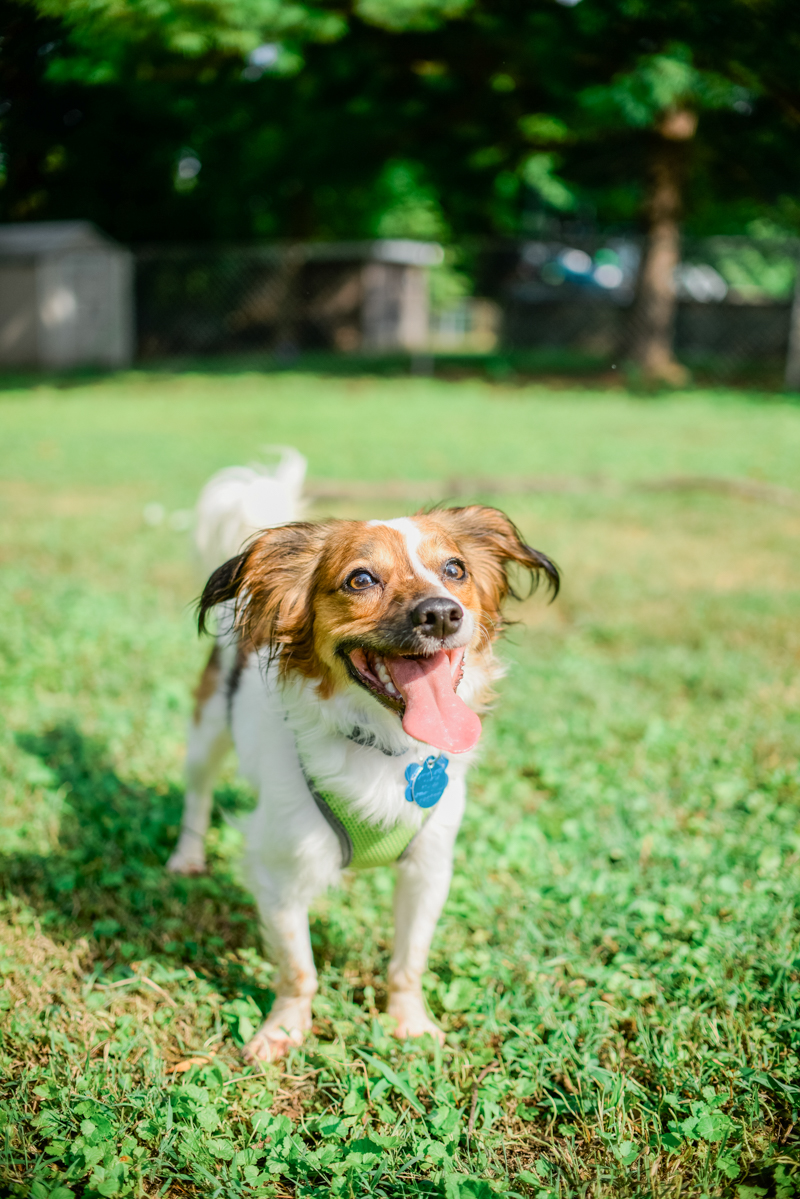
[197,521,333,676]
[427,504,559,630]
[198,552,249,633]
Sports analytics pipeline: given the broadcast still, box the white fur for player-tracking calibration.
[194,446,307,578]
[169,466,496,1060]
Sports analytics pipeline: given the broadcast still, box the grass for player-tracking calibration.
[1,369,799,1199]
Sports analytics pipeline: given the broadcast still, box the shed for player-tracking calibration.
[0,221,133,369]
[136,239,444,358]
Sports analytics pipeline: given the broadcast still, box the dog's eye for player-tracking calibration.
[345,570,379,592]
[443,559,467,580]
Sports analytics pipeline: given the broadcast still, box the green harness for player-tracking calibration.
[302,768,433,869]
[298,725,451,870]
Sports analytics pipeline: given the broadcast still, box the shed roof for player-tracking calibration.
[0,221,123,258]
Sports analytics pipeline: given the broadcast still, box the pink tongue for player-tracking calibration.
[387,651,482,754]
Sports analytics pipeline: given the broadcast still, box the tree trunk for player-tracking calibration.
[626,111,696,383]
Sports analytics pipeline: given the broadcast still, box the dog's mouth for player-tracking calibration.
[347,647,481,754]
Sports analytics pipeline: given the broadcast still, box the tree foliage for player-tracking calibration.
[1,0,799,242]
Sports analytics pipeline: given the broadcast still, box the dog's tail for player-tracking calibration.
[194,446,307,578]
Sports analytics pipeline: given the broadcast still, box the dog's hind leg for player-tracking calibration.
[167,645,231,875]
[242,872,319,1063]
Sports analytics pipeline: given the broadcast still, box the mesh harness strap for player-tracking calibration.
[299,759,432,870]
[300,763,354,868]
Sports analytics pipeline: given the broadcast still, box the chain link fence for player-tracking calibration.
[135,241,439,359]
[479,235,799,383]
[134,236,800,384]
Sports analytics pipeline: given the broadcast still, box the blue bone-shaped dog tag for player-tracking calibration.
[405,756,449,808]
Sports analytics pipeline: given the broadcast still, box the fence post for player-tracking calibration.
[785,257,800,390]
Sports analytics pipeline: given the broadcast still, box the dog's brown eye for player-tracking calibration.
[345,570,378,592]
[443,559,467,580]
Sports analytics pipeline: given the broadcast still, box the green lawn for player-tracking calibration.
[1,370,799,1199]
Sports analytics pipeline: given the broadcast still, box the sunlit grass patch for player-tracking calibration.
[1,371,799,1197]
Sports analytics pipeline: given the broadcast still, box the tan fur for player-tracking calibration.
[199,506,557,700]
[419,507,550,636]
[192,644,221,723]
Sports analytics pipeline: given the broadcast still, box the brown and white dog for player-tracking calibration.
[168,474,558,1063]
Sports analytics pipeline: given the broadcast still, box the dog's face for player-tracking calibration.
[199,507,558,752]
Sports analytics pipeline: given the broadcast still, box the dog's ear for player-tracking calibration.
[197,522,333,675]
[426,505,559,629]
[198,552,249,633]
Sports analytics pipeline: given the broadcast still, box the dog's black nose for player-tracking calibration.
[411,596,463,639]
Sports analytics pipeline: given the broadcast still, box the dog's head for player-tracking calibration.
[199,507,558,753]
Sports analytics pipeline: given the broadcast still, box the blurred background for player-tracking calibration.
[2,0,800,386]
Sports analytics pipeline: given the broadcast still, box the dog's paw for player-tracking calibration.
[242,998,313,1064]
[242,1027,304,1064]
[166,847,207,875]
[387,993,445,1044]
[167,831,207,874]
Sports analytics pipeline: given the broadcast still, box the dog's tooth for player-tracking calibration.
[374,658,399,696]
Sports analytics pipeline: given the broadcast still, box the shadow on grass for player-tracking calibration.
[0,351,793,395]
[1,723,281,1006]
[0,348,615,391]
[4,724,393,1017]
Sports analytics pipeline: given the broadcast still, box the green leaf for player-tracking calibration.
[419,1138,447,1160]
[196,1104,220,1132]
[314,1114,349,1138]
[440,977,479,1012]
[444,1177,498,1199]
[519,114,570,144]
[696,1112,732,1142]
[208,1137,236,1159]
[521,154,575,212]
[353,1049,425,1114]
[252,1111,292,1137]
[613,1140,639,1165]
[717,1154,740,1180]
[355,0,470,34]
[92,919,122,938]
[344,1137,383,1165]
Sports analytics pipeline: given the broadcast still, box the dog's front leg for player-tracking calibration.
[388,829,456,1044]
[243,883,318,1064]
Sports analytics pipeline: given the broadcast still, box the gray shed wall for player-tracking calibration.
[36,250,133,368]
[0,264,38,364]
[0,229,133,369]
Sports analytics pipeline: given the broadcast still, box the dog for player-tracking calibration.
[168,465,559,1063]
